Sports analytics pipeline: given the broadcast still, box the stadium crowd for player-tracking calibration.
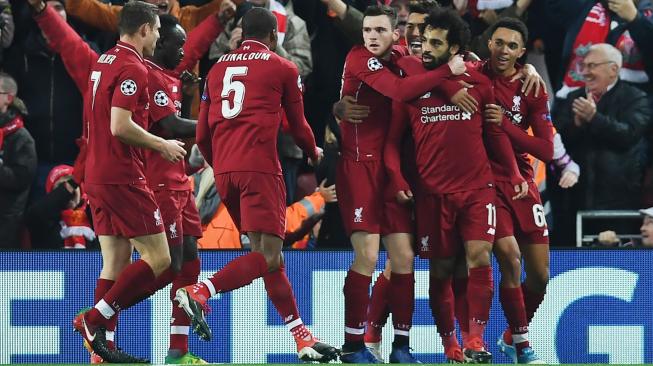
[0,0,651,364]
[1,0,652,250]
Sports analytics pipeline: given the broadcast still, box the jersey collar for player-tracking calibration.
[240,39,270,51]
[116,41,144,63]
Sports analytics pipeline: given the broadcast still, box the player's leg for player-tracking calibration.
[384,232,420,363]
[364,260,391,362]
[452,257,469,349]
[521,243,549,325]
[429,256,463,363]
[494,236,531,363]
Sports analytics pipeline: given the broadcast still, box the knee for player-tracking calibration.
[389,249,414,273]
[529,270,549,292]
[431,259,455,278]
[149,251,172,275]
[170,254,183,273]
[355,247,379,272]
[262,252,282,272]
[466,247,491,268]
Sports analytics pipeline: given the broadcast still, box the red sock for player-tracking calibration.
[343,270,372,343]
[467,266,493,343]
[389,273,414,339]
[522,283,545,323]
[87,260,156,327]
[499,286,529,353]
[452,276,469,346]
[365,274,390,343]
[170,258,200,354]
[429,276,457,350]
[94,279,116,349]
[263,265,302,332]
[206,252,268,294]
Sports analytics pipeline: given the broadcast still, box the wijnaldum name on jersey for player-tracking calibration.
[217,52,271,63]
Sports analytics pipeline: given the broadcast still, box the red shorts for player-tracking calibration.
[495,180,549,245]
[154,189,203,246]
[415,187,496,259]
[215,172,286,239]
[86,183,164,238]
[337,159,412,236]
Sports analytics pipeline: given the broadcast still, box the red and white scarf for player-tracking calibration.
[269,0,288,46]
[0,115,24,151]
[557,3,648,98]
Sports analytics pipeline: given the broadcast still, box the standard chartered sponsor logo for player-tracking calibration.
[420,104,469,123]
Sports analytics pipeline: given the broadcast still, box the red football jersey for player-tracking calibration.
[481,63,554,182]
[144,60,189,190]
[385,57,522,195]
[339,46,451,161]
[196,39,318,175]
[84,41,150,185]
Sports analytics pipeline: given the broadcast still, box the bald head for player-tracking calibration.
[242,7,277,39]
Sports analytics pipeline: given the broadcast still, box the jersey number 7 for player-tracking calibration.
[221,66,248,119]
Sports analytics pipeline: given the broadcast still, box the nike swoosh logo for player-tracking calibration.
[83,318,95,342]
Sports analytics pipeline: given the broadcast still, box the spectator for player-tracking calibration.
[594,207,653,247]
[4,0,98,197]
[0,73,36,248]
[552,43,651,244]
[25,165,98,249]
[550,0,653,98]
[63,0,229,33]
[0,0,14,65]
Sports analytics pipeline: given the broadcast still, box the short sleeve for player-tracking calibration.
[111,64,148,112]
[148,74,177,123]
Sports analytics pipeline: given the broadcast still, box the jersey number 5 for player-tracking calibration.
[221,66,248,119]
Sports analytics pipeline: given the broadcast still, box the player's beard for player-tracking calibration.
[422,50,451,70]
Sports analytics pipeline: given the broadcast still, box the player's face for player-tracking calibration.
[488,27,525,75]
[421,26,456,70]
[405,12,426,56]
[143,16,161,58]
[581,50,619,95]
[46,1,66,21]
[363,15,400,59]
[160,25,187,70]
[641,216,653,247]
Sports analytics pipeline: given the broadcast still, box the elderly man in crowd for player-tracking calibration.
[553,43,652,244]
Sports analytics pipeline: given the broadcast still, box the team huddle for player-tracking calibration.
[32,0,552,363]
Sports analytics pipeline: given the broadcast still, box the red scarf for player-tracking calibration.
[0,115,24,150]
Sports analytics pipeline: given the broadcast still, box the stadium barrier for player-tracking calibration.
[0,249,651,364]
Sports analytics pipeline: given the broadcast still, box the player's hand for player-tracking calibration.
[335,95,370,123]
[512,180,528,200]
[396,189,413,204]
[217,0,236,25]
[511,64,546,97]
[572,93,596,123]
[451,86,478,114]
[318,179,337,202]
[180,70,200,96]
[160,139,186,163]
[483,104,503,125]
[598,230,620,246]
[558,170,579,188]
[447,54,466,75]
[309,146,324,167]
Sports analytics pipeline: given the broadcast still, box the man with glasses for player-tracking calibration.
[553,43,651,244]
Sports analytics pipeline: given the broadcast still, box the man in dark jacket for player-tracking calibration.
[0,72,37,248]
[3,0,99,197]
[553,43,651,244]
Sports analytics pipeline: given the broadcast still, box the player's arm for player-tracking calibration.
[384,100,412,201]
[196,81,213,167]
[157,114,197,138]
[354,54,464,102]
[174,10,228,76]
[31,1,98,93]
[282,65,320,163]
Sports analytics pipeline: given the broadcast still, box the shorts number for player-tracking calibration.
[486,203,496,227]
[90,71,101,110]
[221,66,248,119]
[532,204,546,227]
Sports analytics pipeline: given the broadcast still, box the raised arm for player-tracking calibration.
[175,14,225,76]
[65,0,121,33]
[33,3,99,93]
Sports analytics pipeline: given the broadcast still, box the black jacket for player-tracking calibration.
[3,27,92,163]
[0,107,37,248]
[555,80,652,209]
